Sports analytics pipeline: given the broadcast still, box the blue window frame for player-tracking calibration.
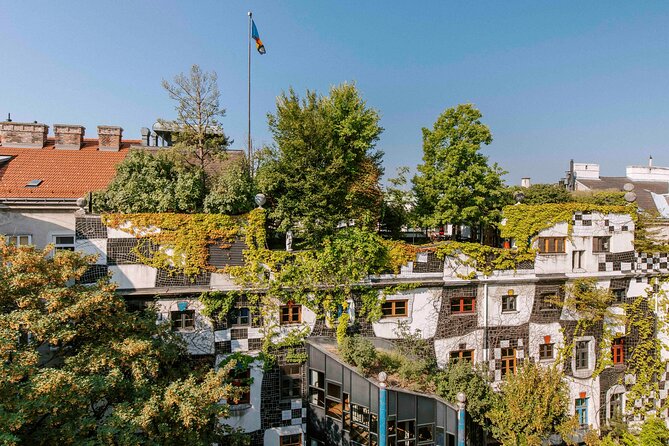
[575,398,588,426]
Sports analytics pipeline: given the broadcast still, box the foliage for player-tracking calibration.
[338,335,378,375]
[412,104,507,228]
[592,417,669,446]
[572,190,628,206]
[509,183,572,205]
[561,278,615,322]
[102,213,240,277]
[256,82,384,246]
[434,361,494,429]
[488,362,576,446]
[161,64,231,174]
[203,155,256,215]
[433,240,536,277]
[0,242,245,445]
[198,291,237,319]
[93,150,205,213]
[380,166,416,237]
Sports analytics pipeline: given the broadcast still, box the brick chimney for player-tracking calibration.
[54,124,85,150]
[0,122,48,148]
[97,126,123,151]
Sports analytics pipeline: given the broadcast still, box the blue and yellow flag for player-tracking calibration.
[251,20,266,55]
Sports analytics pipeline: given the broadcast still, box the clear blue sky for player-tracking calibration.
[2,1,669,185]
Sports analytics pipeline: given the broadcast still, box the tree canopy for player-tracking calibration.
[0,243,245,445]
[256,83,384,246]
[412,104,507,229]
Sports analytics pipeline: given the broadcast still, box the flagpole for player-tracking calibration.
[247,11,253,176]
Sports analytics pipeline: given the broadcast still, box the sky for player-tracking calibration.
[2,1,669,185]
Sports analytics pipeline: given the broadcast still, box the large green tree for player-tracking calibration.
[0,243,246,445]
[412,104,507,230]
[256,83,384,246]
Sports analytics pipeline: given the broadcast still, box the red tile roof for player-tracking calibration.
[0,138,136,199]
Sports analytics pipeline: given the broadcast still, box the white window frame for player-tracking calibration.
[52,234,75,251]
[6,234,32,246]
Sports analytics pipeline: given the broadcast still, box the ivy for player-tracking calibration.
[198,291,237,319]
[433,241,536,277]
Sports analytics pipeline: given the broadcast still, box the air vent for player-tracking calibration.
[25,179,43,188]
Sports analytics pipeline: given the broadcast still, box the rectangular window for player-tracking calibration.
[326,381,343,419]
[593,236,611,253]
[612,288,626,303]
[451,296,476,314]
[449,349,474,363]
[280,364,302,400]
[609,393,623,420]
[232,307,250,326]
[572,250,584,270]
[501,294,517,312]
[537,237,566,254]
[575,341,589,370]
[351,403,370,426]
[612,338,624,365]
[280,304,301,325]
[501,347,516,377]
[417,424,434,443]
[53,235,75,251]
[397,420,415,445]
[6,235,31,246]
[280,434,302,446]
[539,343,554,360]
[381,300,408,318]
[170,310,195,330]
[539,293,560,312]
[575,398,588,426]
[230,369,251,405]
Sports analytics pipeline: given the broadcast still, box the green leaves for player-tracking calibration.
[413,104,507,228]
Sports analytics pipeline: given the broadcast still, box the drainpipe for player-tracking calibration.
[483,279,489,362]
[379,372,388,446]
[457,392,467,446]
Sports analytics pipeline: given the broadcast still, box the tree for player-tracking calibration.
[487,362,576,446]
[0,243,246,445]
[509,183,572,205]
[380,166,416,238]
[161,64,231,180]
[204,155,256,215]
[93,150,204,213]
[412,104,507,230]
[256,83,383,246]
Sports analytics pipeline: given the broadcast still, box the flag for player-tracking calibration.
[251,20,266,55]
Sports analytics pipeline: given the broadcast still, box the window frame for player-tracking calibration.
[593,236,611,253]
[501,294,517,313]
[280,364,302,400]
[572,250,584,270]
[501,347,516,377]
[575,397,588,426]
[280,433,302,446]
[537,237,566,254]
[53,234,75,252]
[539,343,554,361]
[612,337,625,365]
[230,368,251,405]
[280,304,302,325]
[381,299,408,318]
[6,234,31,246]
[450,296,476,314]
[232,307,251,326]
[575,340,589,370]
[170,309,195,331]
[449,349,474,364]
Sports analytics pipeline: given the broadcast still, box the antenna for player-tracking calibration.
[6,113,11,122]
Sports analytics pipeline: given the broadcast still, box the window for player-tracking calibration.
[612,338,624,365]
[575,341,589,370]
[501,294,516,312]
[451,296,476,314]
[232,307,250,326]
[612,288,626,303]
[575,398,588,426]
[539,293,560,311]
[230,369,251,405]
[572,250,584,270]
[280,304,301,325]
[280,364,302,399]
[280,434,302,446]
[593,236,611,253]
[6,235,31,246]
[537,237,566,254]
[539,343,554,360]
[170,310,195,330]
[501,348,516,377]
[449,349,474,363]
[418,424,434,443]
[309,369,325,408]
[53,235,75,251]
[326,382,343,419]
[609,392,623,421]
[381,300,408,317]
[397,420,415,445]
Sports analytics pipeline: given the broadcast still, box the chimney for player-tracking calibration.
[54,124,85,150]
[521,177,531,188]
[649,155,653,167]
[97,126,123,151]
[0,122,49,148]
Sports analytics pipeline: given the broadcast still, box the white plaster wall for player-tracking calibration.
[220,360,264,434]
[434,329,485,368]
[210,272,237,288]
[0,210,75,249]
[108,264,157,290]
[263,426,305,446]
[528,322,564,364]
[106,226,135,239]
[372,287,442,339]
[482,283,534,327]
[156,298,214,355]
[567,376,601,431]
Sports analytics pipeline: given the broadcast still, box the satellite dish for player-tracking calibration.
[624,192,637,202]
[623,183,635,192]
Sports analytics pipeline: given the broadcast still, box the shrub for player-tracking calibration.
[338,335,377,374]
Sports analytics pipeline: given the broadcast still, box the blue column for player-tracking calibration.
[379,372,388,446]
[457,392,466,446]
